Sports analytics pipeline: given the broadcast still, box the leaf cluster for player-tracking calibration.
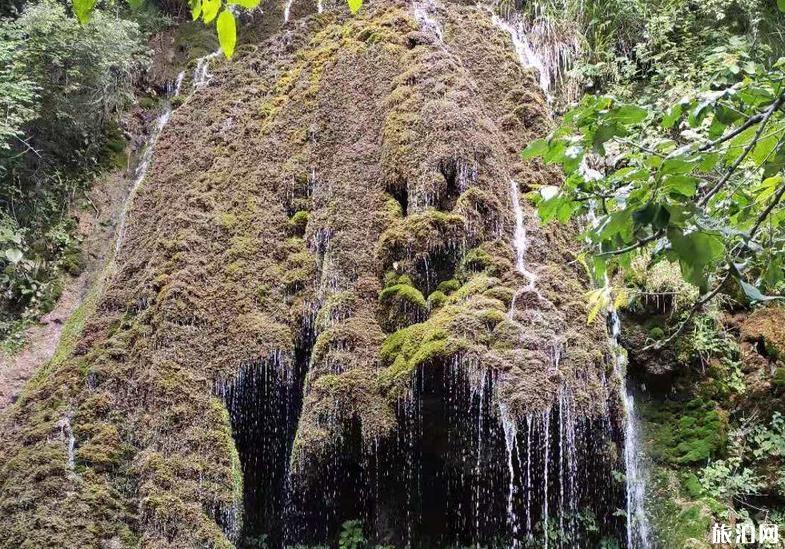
[523,59,785,320]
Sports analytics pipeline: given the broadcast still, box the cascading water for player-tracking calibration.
[413,0,444,42]
[508,179,545,313]
[609,310,652,549]
[114,52,218,257]
[284,0,295,23]
[495,5,651,545]
[490,12,552,95]
[215,6,632,548]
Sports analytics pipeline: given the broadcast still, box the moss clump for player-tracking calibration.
[379,283,426,310]
[643,398,728,464]
[289,210,310,236]
[427,290,446,309]
[378,322,453,389]
[647,466,713,548]
[773,367,785,388]
[138,96,159,110]
[741,305,785,360]
[378,273,427,331]
[459,247,493,275]
[437,279,460,294]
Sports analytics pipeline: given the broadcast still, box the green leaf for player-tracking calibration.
[737,278,781,303]
[662,103,683,129]
[72,0,98,24]
[663,175,699,197]
[217,10,237,59]
[348,0,363,14]
[4,248,23,264]
[754,174,782,203]
[543,140,567,165]
[668,229,725,290]
[779,0,785,12]
[521,138,548,159]
[726,125,758,165]
[191,0,202,20]
[750,123,784,166]
[660,157,697,176]
[202,0,220,23]
[609,104,649,125]
[228,0,261,7]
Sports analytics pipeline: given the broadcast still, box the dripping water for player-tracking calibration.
[493,3,651,542]
[59,415,76,471]
[508,179,543,315]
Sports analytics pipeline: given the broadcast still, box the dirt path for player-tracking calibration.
[0,169,131,410]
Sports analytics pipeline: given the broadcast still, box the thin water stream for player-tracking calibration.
[114,53,218,258]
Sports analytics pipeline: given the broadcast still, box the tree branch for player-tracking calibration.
[598,230,663,257]
[698,91,785,207]
[644,270,731,350]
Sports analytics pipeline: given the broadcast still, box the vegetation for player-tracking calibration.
[0,0,147,345]
[515,0,785,543]
[73,0,365,59]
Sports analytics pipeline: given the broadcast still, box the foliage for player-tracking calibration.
[338,520,366,549]
[8,2,146,164]
[0,1,147,344]
[524,56,785,339]
[0,25,37,155]
[73,0,366,59]
[700,456,762,501]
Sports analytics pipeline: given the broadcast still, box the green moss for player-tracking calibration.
[379,283,427,310]
[378,322,453,388]
[649,326,665,340]
[215,211,238,229]
[427,290,446,309]
[643,398,728,464]
[648,466,713,548]
[460,247,493,275]
[773,367,785,388]
[437,279,461,294]
[138,96,159,110]
[289,210,310,236]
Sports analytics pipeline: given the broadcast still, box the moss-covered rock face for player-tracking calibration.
[0,2,615,547]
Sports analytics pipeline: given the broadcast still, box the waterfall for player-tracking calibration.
[413,0,444,42]
[609,310,652,548]
[284,0,295,23]
[59,415,76,470]
[114,52,218,258]
[508,179,542,313]
[490,12,552,95]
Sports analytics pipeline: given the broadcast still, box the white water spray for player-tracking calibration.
[58,416,76,471]
[284,0,295,23]
[500,405,521,548]
[413,0,443,42]
[508,179,544,315]
[490,13,551,94]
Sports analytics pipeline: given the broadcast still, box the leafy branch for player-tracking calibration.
[522,56,785,341]
[71,0,365,59]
